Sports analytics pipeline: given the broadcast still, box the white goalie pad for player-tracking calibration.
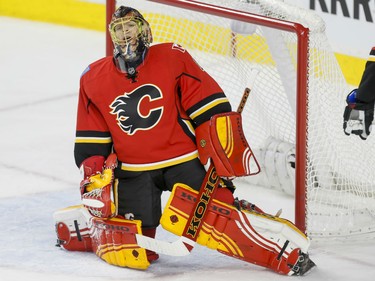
[53,205,92,235]
[241,210,311,254]
[53,205,93,251]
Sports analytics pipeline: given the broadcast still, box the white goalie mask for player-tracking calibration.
[109,6,153,71]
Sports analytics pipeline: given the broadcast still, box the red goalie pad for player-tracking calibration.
[54,205,93,252]
[90,217,150,269]
[195,112,260,177]
[53,206,151,269]
[161,184,312,275]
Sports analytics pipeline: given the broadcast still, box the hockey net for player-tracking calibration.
[108,0,375,241]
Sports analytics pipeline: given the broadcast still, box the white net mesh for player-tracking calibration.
[114,0,375,241]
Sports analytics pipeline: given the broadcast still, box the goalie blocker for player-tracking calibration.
[195,111,260,178]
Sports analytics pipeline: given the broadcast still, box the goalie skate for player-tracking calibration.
[291,252,316,276]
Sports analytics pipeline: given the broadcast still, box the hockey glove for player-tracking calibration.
[343,89,374,140]
[80,153,118,218]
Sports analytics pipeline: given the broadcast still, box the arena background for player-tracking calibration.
[0,0,368,88]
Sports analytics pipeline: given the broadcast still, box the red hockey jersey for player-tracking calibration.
[75,43,231,171]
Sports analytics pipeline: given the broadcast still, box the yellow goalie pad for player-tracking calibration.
[91,216,150,270]
[160,184,242,251]
[161,183,311,275]
[54,205,150,270]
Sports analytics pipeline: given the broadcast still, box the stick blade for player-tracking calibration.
[136,234,194,256]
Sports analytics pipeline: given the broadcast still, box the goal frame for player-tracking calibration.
[105,0,310,233]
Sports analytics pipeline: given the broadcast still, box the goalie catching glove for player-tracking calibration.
[344,89,374,140]
[80,153,118,218]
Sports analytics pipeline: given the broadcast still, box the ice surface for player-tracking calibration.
[0,16,374,281]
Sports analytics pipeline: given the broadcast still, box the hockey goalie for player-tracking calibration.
[53,5,315,276]
[54,116,315,275]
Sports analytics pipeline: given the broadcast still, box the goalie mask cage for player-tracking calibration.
[106,0,375,242]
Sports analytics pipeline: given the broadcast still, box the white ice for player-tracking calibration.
[0,16,374,281]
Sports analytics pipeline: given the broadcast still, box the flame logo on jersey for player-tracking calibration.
[109,84,163,135]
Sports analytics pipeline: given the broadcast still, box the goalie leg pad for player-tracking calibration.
[195,112,260,177]
[161,184,312,275]
[53,205,93,252]
[54,205,151,270]
[91,216,150,270]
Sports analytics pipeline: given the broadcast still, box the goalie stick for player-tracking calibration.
[136,87,252,256]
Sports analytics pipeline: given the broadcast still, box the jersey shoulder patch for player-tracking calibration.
[80,57,113,79]
[171,43,186,53]
[80,65,91,77]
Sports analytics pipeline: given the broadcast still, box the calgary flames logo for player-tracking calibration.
[110,84,163,135]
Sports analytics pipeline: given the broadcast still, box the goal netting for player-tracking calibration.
[109,0,375,241]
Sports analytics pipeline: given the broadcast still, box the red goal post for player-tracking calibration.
[105,0,309,233]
